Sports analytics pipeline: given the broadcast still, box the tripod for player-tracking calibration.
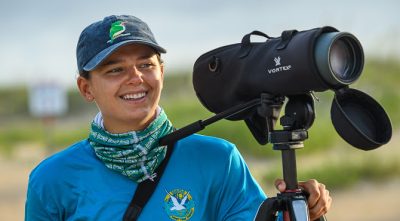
[254,126,326,221]
[159,93,327,221]
[249,93,326,221]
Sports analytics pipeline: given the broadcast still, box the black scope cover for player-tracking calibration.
[331,88,392,150]
[193,26,338,116]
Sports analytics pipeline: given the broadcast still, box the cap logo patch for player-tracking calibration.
[107,20,131,43]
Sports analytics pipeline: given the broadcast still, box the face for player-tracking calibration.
[77,44,164,133]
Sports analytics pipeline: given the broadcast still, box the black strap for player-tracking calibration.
[239,30,271,58]
[277,29,298,50]
[123,142,175,221]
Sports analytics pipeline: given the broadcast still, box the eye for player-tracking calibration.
[139,62,155,69]
[106,67,124,75]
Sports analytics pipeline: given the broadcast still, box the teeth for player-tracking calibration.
[122,92,146,100]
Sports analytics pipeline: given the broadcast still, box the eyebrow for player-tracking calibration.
[99,59,123,67]
[99,53,156,68]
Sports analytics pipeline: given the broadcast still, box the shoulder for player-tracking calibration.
[172,134,244,169]
[28,140,93,187]
[175,133,236,156]
[177,133,235,149]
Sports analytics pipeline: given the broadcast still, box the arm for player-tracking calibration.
[25,186,56,221]
[216,146,267,221]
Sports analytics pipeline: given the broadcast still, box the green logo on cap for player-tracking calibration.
[107,20,131,43]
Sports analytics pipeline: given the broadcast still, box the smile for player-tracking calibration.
[121,92,147,100]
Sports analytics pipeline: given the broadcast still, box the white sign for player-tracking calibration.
[28,83,68,117]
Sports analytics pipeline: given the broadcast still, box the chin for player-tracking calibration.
[126,109,157,124]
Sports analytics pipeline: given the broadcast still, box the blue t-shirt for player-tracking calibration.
[25,134,267,221]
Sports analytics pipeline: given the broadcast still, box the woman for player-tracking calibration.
[25,15,331,221]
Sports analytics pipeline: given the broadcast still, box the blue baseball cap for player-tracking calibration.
[76,15,166,73]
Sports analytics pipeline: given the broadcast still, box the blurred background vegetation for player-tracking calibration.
[0,58,399,191]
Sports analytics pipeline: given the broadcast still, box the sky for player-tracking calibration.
[0,0,399,88]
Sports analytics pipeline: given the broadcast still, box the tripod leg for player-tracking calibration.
[288,196,309,221]
[285,192,328,221]
[255,197,280,221]
[314,215,327,221]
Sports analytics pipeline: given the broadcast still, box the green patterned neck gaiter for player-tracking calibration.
[89,108,174,183]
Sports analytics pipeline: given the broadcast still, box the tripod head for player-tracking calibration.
[244,93,315,147]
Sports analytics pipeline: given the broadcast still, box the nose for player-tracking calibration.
[126,66,144,85]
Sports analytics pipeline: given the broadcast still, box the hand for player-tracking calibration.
[275,179,332,220]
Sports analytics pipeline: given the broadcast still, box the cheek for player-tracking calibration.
[91,83,119,104]
[159,77,164,91]
[145,73,163,90]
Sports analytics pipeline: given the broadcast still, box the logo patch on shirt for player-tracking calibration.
[163,189,195,220]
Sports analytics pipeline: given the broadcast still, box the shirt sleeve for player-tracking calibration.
[25,182,56,221]
[217,145,267,221]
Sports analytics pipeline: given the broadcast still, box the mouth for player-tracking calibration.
[120,92,147,101]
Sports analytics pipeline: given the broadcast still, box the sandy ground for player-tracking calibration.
[325,179,400,221]
[257,177,400,221]
[1,143,399,221]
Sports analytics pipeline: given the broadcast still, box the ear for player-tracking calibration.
[160,63,165,80]
[77,76,94,102]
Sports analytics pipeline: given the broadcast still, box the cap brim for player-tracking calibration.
[83,40,167,71]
